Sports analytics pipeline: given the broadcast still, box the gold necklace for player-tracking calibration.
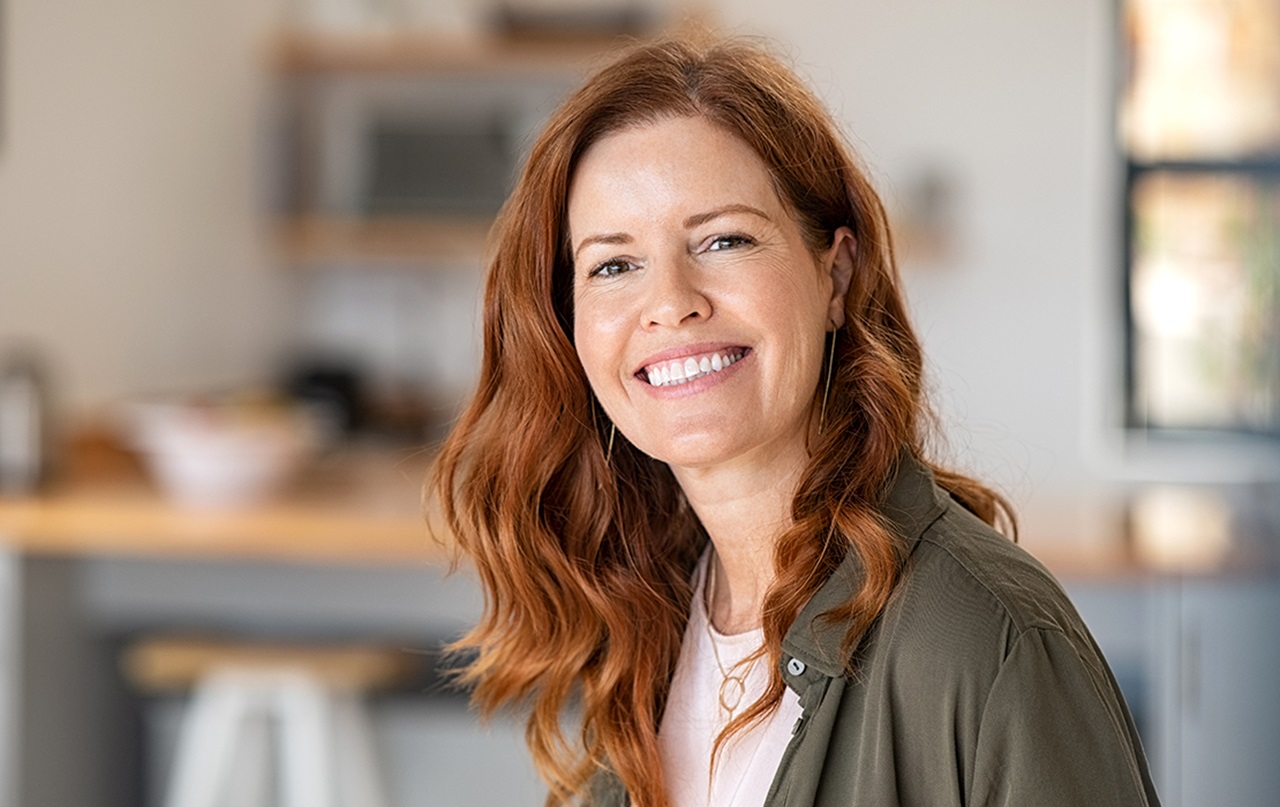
[703,558,750,720]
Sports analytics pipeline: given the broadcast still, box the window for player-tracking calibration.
[1122,0,1280,437]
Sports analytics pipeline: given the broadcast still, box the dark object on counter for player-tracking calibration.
[285,362,365,439]
[0,348,51,494]
[489,3,659,40]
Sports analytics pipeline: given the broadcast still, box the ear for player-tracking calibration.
[823,227,856,329]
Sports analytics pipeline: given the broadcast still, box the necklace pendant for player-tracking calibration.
[718,674,746,715]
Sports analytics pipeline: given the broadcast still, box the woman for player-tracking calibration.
[432,36,1158,807]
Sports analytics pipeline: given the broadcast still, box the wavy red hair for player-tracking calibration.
[431,35,1014,807]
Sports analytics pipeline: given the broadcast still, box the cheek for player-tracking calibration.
[574,340,608,394]
[573,299,624,390]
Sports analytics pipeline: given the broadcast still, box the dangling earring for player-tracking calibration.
[820,328,837,433]
[591,396,617,465]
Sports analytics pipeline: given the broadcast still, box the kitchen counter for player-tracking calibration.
[0,434,444,566]
[1016,488,1280,582]
[2,429,1275,578]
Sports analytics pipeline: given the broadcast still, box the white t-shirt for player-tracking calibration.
[657,553,804,807]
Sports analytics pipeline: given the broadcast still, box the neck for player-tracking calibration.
[674,443,808,635]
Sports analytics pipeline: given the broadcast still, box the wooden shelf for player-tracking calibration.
[269,29,637,76]
[275,215,494,268]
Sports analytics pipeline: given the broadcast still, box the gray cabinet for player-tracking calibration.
[0,551,18,807]
[1170,581,1280,807]
[1068,577,1280,807]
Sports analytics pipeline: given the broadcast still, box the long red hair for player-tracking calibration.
[431,35,1014,807]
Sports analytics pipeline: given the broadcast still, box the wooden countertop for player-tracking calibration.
[998,492,1279,582]
[0,437,446,566]
[1,431,1274,579]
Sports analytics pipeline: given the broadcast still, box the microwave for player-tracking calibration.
[278,72,573,217]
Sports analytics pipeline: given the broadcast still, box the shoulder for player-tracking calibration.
[877,498,1095,676]
[892,503,1159,804]
[916,502,1082,634]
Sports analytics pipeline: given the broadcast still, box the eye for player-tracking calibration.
[588,257,640,279]
[706,234,755,252]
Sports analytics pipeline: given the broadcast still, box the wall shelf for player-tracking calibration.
[268,29,640,76]
[274,215,495,269]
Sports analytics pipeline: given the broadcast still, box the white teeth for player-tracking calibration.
[643,350,744,387]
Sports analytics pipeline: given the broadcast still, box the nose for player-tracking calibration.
[641,259,711,329]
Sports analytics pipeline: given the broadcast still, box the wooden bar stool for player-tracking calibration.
[122,637,425,807]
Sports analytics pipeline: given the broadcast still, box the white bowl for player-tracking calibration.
[125,401,313,509]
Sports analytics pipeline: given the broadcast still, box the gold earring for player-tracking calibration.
[590,396,616,464]
[820,328,837,433]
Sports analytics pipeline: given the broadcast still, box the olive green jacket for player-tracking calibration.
[590,458,1160,806]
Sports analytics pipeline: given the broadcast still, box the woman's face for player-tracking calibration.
[568,115,852,474]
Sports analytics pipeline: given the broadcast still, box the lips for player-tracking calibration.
[638,348,747,387]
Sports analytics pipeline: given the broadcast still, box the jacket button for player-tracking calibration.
[787,658,806,676]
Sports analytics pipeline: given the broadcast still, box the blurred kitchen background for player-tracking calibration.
[0,0,1278,805]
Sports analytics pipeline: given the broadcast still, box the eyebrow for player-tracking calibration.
[573,204,773,263]
[682,204,773,229]
[573,232,632,262]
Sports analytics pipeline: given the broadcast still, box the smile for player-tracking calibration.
[641,349,746,387]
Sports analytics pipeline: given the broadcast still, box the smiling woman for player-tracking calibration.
[431,35,1159,807]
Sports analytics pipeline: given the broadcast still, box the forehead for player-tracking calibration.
[567,116,785,233]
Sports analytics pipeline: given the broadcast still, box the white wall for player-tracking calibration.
[0,0,292,414]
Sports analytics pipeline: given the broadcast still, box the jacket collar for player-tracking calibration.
[779,454,950,680]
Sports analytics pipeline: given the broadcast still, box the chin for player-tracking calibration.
[632,433,743,471]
